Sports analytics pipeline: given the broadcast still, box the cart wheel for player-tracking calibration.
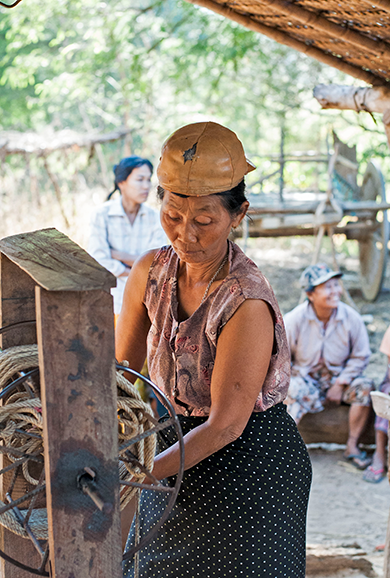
[358,161,389,301]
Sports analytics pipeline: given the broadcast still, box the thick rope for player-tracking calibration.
[0,345,156,538]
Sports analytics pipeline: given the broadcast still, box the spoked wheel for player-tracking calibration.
[0,321,48,576]
[0,321,184,575]
[358,161,389,301]
[117,364,184,561]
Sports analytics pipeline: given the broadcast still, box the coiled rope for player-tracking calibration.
[0,344,156,539]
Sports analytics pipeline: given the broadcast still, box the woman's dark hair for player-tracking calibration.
[107,156,153,201]
[157,179,247,218]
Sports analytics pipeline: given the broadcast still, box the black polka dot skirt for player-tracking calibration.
[123,403,312,578]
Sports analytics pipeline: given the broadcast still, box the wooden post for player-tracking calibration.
[36,288,121,578]
[0,255,40,578]
[0,228,120,578]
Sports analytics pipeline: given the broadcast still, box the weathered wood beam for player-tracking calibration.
[263,0,390,59]
[0,127,132,157]
[247,200,390,215]
[37,287,121,578]
[314,84,390,113]
[0,255,39,578]
[184,0,386,86]
[313,83,390,150]
[0,228,116,292]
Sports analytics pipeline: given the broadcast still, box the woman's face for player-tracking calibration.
[308,278,342,311]
[118,164,152,206]
[160,191,247,264]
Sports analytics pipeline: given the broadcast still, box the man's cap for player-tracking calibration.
[157,121,256,196]
[300,263,343,292]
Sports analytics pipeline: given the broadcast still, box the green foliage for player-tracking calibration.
[1,0,389,186]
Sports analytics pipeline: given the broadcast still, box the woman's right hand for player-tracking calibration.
[325,382,344,405]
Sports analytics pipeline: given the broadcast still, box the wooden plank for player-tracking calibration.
[298,405,375,445]
[0,228,116,292]
[0,254,40,578]
[306,545,374,577]
[36,287,121,578]
[235,226,315,238]
[0,255,36,348]
[247,200,390,215]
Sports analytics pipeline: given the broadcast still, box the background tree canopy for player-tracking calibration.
[0,0,388,242]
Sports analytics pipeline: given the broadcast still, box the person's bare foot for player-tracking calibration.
[370,451,386,473]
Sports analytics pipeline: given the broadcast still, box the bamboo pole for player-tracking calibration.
[184,0,385,86]
[263,0,390,59]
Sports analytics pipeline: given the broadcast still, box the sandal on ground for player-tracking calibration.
[344,450,372,470]
[363,465,386,483]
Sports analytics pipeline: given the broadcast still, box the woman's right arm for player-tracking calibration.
[115,250,157,374]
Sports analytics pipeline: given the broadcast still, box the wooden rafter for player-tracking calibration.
[263,0,390,60]
[185,0,386,86]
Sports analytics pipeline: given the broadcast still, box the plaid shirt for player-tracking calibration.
[88,197,166,313]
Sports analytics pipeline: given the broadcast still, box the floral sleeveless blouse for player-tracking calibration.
[144,241,290,417]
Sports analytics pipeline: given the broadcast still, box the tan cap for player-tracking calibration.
[157,121,256,196]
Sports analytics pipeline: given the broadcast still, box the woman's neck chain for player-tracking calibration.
[200,250,229,305]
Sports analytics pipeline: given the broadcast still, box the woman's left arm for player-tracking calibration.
[150,299,274,482]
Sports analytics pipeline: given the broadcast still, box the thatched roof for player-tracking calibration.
[187,0,390,86]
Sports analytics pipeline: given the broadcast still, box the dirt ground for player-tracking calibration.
[241,236,390,578]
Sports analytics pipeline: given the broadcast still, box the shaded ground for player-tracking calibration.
[240,236,390,577]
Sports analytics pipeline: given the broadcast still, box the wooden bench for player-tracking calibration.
[298,405,375,445]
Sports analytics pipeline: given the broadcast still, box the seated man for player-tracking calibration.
[284,263,373,469]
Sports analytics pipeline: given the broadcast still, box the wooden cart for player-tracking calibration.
[238,135,390,301]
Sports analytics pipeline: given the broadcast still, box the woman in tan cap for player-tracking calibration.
[117,122,311,577]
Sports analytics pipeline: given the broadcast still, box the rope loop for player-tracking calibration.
[0,344,156,538]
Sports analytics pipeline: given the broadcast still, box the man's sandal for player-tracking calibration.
[344,451,372,470]
[363,465,386,483]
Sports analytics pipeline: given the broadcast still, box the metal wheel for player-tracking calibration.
[358,161,389,301]
[0,321,48,576]
[0,322,184,574]
[117,364,184,561]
